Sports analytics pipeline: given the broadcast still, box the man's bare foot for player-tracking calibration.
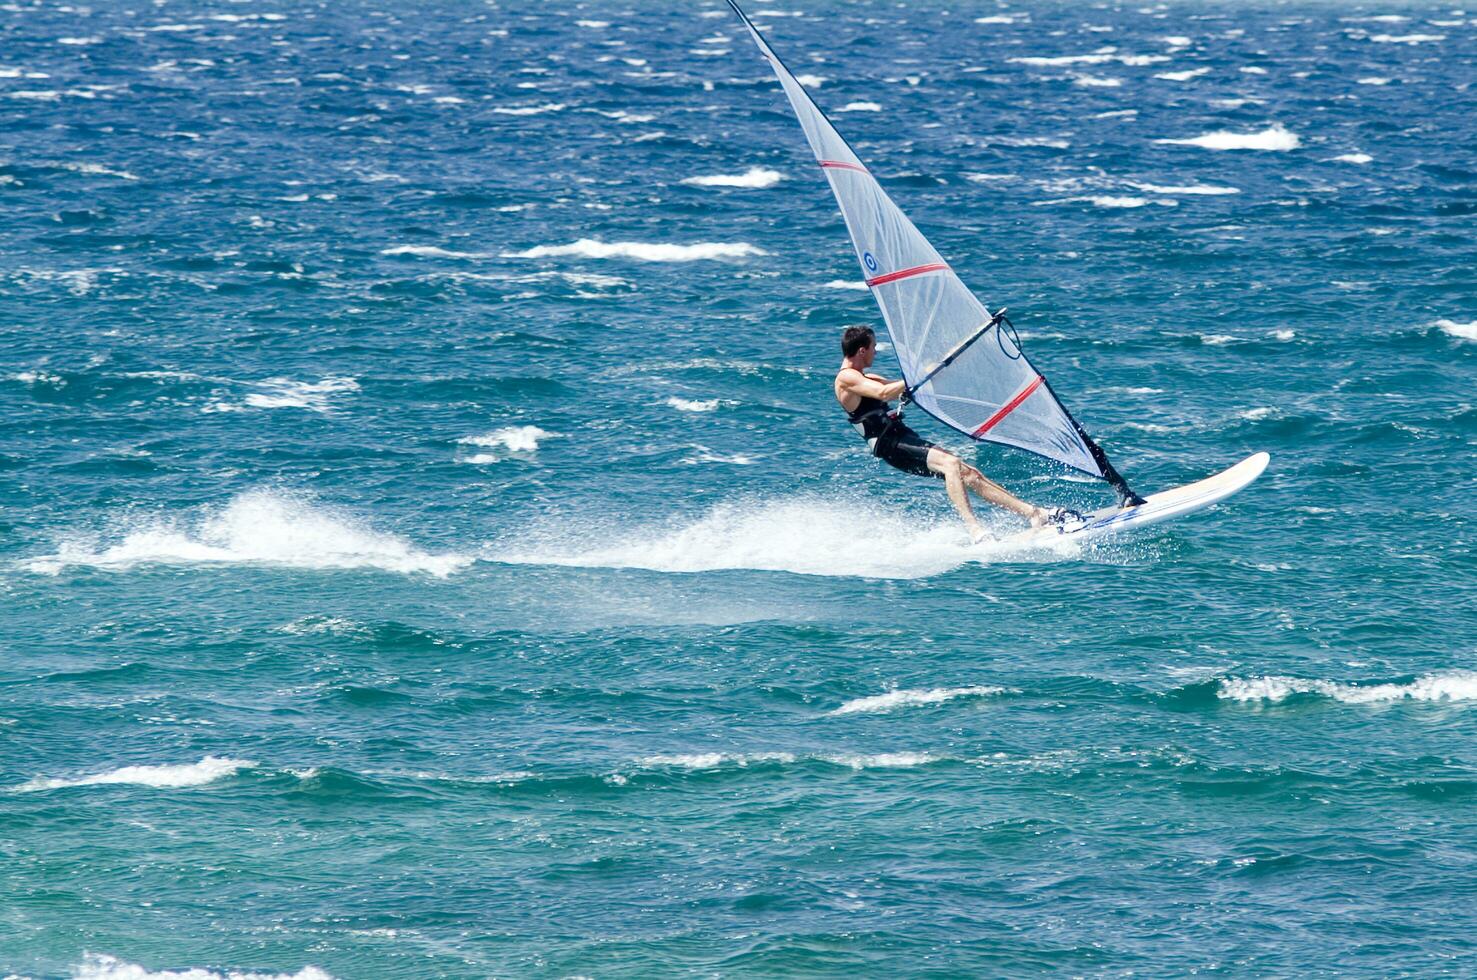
[968,524,988,544]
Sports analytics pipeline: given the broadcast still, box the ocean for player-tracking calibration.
[2,0,1475,976]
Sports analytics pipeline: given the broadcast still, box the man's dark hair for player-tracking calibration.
[841,325,875,357]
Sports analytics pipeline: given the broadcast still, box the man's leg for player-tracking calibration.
[928,449,1051,530]
[926,449,985,540]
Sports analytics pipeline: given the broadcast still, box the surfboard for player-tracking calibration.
[1009,452,1270,544]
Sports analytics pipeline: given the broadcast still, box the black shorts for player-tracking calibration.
[875,424,943,479]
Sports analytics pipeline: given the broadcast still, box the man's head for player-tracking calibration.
[841,325,875,365]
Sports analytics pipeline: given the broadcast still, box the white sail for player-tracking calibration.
[726,0,1104,478]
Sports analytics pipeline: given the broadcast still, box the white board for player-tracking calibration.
[1008,452,1270,544]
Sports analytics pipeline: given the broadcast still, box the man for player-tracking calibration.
[834,325,1074,541]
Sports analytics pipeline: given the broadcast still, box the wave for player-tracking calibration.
[1436,319,1477,341]
[1155,67,1210,81]
[459,425,552,452]
[822,279,868,290]
[73,954,333,980]
[1009,51,1168,67]
[220,376,359,413]
[490,494,1078,580]
[666,397,721,412]
[24,490,471,578]
[490,102,566,115]
[1333,152,1373,164]
[504,239,766,262]
[380,244,490,259]
[832,685,1005,715]
[681,166,784,188]
[1368,33,1444,43]
[1073,75,1122,87]
[13,756,254,792]
[1130,182,1239,195]
[635,751,938,772]
[837,101,883,112]
[1218,671,1477,705]
[1157,124,1300,151]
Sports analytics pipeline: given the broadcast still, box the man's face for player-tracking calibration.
[859,343,875,368]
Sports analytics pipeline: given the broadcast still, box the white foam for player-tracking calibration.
[575,19,609,28]
[975,14,1022,24]
[205,376,358,413]
[505,239,766,262]
[1073,75,1122,87]
[1219,671,1477,704]
[14,757,254,792]
[837,101,882,112]
[1157,124,1299,151]
[823,279,869,291]
[459,425,552,452]
[640,752,795,769]
[1436,319,1477,341]
[824,752,938,769]
[832,685,1004,715]
[1044,195,1175,209]
[1369,33,1445,43]
[1201,334,1237,345]
[680,166,784,189]
[1333,152,1373,164]
[491,102,566,116]
[1130,182,1239,195]
[1155,67,1210,81]
[72,954,333,980]
[66,162,140,181]
[1273,328,1296,341]
[1010,51,1168,67]
[666,397,721,412]
[1238,406,1277,421]
[794,73,826,87]
[1357,76,1393,85]
[380,245,490,259]
[493,494,1072,580]
[25,490,470,578]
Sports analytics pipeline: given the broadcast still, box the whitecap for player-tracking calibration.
[24,490,470,577]
[794,73,826,87]
[975,14,1022,24]
[1201,334,1237,345]
[824,752,938,769]
[1130,182,1239,195]
[460,425,552,452]
[1273,328,1295,341]
[1073,75,1122,87]
[1333,152,1373,164]
[1357,76,1393,85]
[1156,124,1299,151]
[1238,406,1277,421]
[490,102,565,116]
[837,101,882,112]
[680,166,784,189]
[640,752,794,769]
[205,376,358,413]
[823,279,869,290]
[1009,51,1169,67]
[505,239,766,262]
[1368,33,1444,43]
[1240,65,1268,74]
[380,244,489,259]
[666,397,721,412]
[1436,319,1477,341]
[1219,671,1477,704]
[72,954,333,980]
[14,756,254,792]
[1155,67,1210,81]
[575,20,610,28]
[832,685,1004,715]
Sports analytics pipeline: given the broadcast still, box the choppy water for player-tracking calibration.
[3,1,1475,976]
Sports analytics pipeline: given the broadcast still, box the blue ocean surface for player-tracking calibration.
[2,0,1475,976]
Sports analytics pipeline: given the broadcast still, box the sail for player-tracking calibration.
[725,0,1104,478]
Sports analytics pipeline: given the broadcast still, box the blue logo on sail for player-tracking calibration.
[862,252,878,272]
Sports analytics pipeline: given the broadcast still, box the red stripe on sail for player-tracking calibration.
[971,376,1045,437]
[818,160,869,173]
[864,263,949,287]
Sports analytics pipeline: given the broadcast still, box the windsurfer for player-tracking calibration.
[835,326,1073,541]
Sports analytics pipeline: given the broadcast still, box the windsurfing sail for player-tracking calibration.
[725,0,1142,503]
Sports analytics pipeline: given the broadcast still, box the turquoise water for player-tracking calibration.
[3,1,1476,976]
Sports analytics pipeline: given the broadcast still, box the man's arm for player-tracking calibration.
[838,368,906,401]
